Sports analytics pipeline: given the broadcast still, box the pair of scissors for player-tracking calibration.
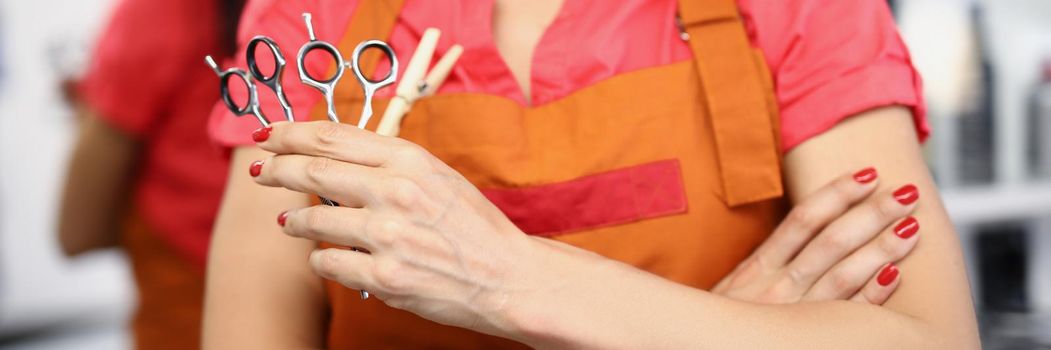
[298,12,399,296]
[295,13,399,301]
[297,13,397,129]
[204,36,294,128]
[296,13,397,300]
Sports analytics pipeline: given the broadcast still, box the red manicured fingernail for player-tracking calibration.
[277,211,289,226]
[249,160,264,177]
[893,184,919,205]
[252,126,272,142]
[894,216,919,239]
[853,167,878,184]
[877,264,899,286]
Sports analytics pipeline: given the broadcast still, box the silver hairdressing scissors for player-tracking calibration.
[296,13,398,128]
[295,13,398,300]
[205,35,296,127]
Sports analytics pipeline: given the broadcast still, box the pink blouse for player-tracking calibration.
[210,0,927,151]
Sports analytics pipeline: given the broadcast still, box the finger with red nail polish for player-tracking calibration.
[252,127,272,142]
[893,184,919,205]
[277,211,289,226]
[850,263,902,304]
[249,160,264,177]
[894,217,920,239]
[853,167,878,184]
[877,263,900,286]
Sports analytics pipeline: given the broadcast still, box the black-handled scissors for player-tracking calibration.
[245,36,295,122]
[205,35,296,127]
[204,56,269,127]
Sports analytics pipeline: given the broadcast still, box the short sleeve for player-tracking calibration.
[207,0,360,148]
[79,0,215,137]
[739,0,929,151]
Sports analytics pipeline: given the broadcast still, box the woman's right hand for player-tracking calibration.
[712,167,921,305]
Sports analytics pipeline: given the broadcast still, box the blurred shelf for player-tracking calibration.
[942,182,1051,226]
[979,311,1051,349]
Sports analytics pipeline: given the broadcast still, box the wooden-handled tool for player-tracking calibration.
[376,28,463,137]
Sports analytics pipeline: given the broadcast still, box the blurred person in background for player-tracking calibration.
[58,0,244,348]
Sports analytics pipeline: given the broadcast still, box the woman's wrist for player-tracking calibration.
[481,236,559,342]
[493,236,632,348]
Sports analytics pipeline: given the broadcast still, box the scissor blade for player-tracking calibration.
[356,104,374,129]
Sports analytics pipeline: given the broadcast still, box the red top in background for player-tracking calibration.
[79,0,229,268]
[210,0,928,151]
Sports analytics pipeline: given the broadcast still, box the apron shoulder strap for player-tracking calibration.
[308,0,406,122]
[678,0,783,207]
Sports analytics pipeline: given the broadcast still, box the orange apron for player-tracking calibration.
[121,214,204,350]
[311,0,785,347]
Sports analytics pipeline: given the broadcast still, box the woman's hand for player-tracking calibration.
[248,121,549,336]
[712,168,921,305]
[247,120,922,339]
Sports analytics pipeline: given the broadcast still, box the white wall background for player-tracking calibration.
[0,0,131,349]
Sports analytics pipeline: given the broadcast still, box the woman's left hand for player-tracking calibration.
[249,121,574,337]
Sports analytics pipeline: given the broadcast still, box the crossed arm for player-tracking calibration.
[488,107,980,348]
[204,106,979,348]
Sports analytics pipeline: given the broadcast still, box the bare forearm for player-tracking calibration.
[58,110,139,255]
[203,147,326,349]
[503,108,978,349]
[504,252,963,349]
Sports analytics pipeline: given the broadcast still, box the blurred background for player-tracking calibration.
[0,0,132,349]
[0,0,1048,349]
[896,0,1051,348]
